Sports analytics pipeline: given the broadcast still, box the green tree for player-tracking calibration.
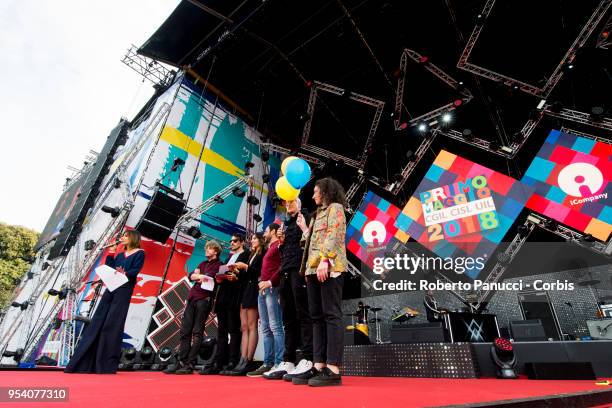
[0,223,39,308]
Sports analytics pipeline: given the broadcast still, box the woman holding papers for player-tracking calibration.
[65,230,145,374]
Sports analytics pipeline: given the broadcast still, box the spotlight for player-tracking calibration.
[417,123,427,133]
[48,288,60,296]
[453,99,463,107]
[550,101,563,113]
[441,113,452,124]
[232,187,246,198]
[42,262,50,270]
[11,301,29,310]
[84,240,96,251]
[511,84,519,91]
[244,161,255,169]
[139,346,154,369]
[170,157,186,172]
[101,206,121,218]
[475,13,486,25]
[305,80,313,88]
[113,178,122,189]
[341,89,352,99]
[462,128,474,141]
[159,347,173,361]
[187,226,202,239]
[2,348,24,362]
[27,271,34,280]
[253,214,262,223]
[590,106,605,121]
[398,122,408,131]
[11,301,22,308]
[543,218,557,230]
[261,174,271,183]
[74,314,91,324]
[562,62,575,72]
[246,195,260,206]
[582,233,595,242]
[517,224,531,238]
[53,317,63,330]
[491,338,518,379]
[261,150,270,162]
[417,56,429,64]
[298,113,310,123]
[118,347,137,371]
[213,195,224,204]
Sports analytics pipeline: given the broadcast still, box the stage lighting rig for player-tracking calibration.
[253,214,262,223]
[417,123,428,133]
[11,301,29,310]
[170,157,186,172]
[232,187,246,198]
[2,348,24,362]
[101,206,121,218]
[490,338,518,379]
[118,347,137,371]
[186,226,202,239]
[246,195,260,206]
[441,113,452,124]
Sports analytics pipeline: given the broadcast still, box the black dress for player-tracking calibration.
[240,252,262,309]
[65,250,145,374]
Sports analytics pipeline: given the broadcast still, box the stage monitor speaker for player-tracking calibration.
[510,319,547,341]
[390,322,446,343]
[135,183,185,243]
[524,362,596,380]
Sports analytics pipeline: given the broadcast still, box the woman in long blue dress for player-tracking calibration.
[65,230,145,374]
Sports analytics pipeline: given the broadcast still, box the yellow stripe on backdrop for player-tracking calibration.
[159,126,269,194]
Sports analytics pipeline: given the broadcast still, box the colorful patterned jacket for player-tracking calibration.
[300,202,347,276]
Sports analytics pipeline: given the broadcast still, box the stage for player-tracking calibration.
[0,371,610,408]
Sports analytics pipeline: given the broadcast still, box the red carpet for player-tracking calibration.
[0,371,609,407]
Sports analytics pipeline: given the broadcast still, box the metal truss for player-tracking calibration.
[543,105,612,133]
[122,45,176,87]
[526,213,611,257]
[457,0,612,97]
[386,131,439,194]
[179,176,252,224]
[560,126,611,143]
[300,81,385,170]
[394,49,473,129]
[259,142,324,167]
[473,219,536,310]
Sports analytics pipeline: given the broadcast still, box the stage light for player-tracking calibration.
[27,271,34,280]
[298,113,310,123]
[2,348,24,362]
[517,224,531,238]
[462,128,474,141]
[261,150,270,162]
[159,347,173,360]
[246,195,260,206]
[491,338,518,379]
[398,122,408,131]
[74,314,91,324]
[261,174,271,183]
[418,56,429,64]
[475,13,486,25]
[590,106,605,121]
[550,101,563,113]
[453,99,463,107]
[113,178,122,189]
[417,123,427,133]
[511,84,519,91]
[253,214,262,223]
[84,240,96,251]
[232,187,246,198]
[11,301,29,310]
[48,289,60,297]
[170,157,186,172]
[441,113,452,123]
[118,348,137,371]
[543,218,557,230]
[11,301,21,308]
[101,206,121,218]
[213,195,224,204]
[42,261,50,270]
[562,62,575,72]
[187,226,202,239]
[244,161,255,169]
[53,317,63,330]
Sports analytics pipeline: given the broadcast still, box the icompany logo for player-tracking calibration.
[362,220,387,246]
[557,162,607,205]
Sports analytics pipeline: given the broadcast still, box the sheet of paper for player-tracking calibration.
[218,264,230,274]
[200,275,215,291]
[95,264,128,292]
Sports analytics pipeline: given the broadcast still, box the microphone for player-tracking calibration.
[101,240,121,249]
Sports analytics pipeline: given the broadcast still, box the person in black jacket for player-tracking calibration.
[223,232,265,376]
[200,233,250,374]
[264,198,314,381]
[65,230,145,374]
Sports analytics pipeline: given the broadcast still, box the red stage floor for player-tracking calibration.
[0,371,610,407]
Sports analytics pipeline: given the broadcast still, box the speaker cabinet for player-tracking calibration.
[525,362,596,380]
[135,182,185,243]
[510,319,548,341]
[390,322,446,343]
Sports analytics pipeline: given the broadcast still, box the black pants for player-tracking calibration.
[215,304,241,367]
[178,298,212,367]
[281,268,313,363]
[306,273,344,366]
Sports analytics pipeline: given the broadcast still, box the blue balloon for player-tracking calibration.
[285,158,311,189]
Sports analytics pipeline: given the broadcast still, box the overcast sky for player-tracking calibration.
[0,0,180,231]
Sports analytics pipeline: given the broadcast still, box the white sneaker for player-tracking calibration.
[264,361,295,379]
[290,359,313,376]
[263,364,278,376]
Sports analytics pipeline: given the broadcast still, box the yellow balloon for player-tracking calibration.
[281,156,298,175]
[275,176,300,201]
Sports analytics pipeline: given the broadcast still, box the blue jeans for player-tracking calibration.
[258,287,284,366]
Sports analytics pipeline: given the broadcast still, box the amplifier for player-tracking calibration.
[390,322,446,343]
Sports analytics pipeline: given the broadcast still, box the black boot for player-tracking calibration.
[220,357,246,375]
[226,359,253,376]
[199,362,220,375]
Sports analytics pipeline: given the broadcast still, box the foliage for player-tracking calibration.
[0,223,39,308]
